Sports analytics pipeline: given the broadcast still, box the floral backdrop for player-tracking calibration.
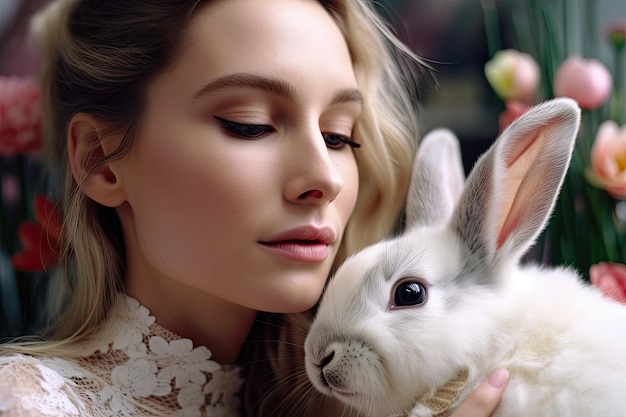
[1,0,626,338]
[481,0,626,303]
[1,75,55,337]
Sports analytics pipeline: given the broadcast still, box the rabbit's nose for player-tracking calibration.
[319,350,335,369]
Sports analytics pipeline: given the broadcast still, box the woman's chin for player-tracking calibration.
[259,286,324,314]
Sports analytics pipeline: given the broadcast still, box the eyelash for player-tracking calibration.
[214,116,273,138]
[214,116,361,149]
[323,133,361,150]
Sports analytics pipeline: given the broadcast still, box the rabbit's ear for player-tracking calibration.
[405,128,465,229]
[451,98,580,265]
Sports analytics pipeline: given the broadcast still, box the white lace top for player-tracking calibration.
[0,294,244,417]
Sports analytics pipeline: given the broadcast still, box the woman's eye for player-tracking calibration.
[322,133,361,150]
[214,116,273,138]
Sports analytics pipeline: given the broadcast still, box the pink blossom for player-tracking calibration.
[590,262,626,304]
[484,49,540,102]
[587,120,626,199]
[553,56,612,110]
[0,76,42,155]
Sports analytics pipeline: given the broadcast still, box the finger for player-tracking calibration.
[450,368,509,417]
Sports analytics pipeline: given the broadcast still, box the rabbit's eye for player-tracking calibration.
[392,279,427,308]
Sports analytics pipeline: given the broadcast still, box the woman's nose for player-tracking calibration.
[284,129,345,205]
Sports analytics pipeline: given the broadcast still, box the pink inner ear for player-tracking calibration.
[495,125,554,249]
[497,214,520,249]
[505,131,543,169]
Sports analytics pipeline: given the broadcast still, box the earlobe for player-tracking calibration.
[68,113,127,208]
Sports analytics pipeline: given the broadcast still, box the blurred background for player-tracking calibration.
[375,0,626,167]
[1,0,626,337]
[2,0,626,173]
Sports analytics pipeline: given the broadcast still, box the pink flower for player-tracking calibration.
[499,100,532,132]
[0,76,42,155]
[587,120,626,199]
[484,49,540,102]
[590,262,626,304]
[553,56,612,110]
[1,175,20,205]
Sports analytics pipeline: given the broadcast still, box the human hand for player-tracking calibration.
[449,369,509,417]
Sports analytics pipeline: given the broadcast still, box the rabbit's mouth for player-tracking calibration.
[331,389,357,399]
[321,377,357,399]
[317,364,359,398]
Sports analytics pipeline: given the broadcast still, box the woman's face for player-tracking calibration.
[114,0,361,313]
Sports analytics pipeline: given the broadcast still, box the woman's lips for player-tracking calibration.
[259,240,330,262]
[259,225,336,262]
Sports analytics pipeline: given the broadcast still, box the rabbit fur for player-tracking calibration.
[304,98,626,417]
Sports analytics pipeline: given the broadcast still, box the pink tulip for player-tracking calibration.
[590,262,626,304]
[0,76,43,155]
[588,120,626,199]
[553,56,613,110]
[484,49,540,102]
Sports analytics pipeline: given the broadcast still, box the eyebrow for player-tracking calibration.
[192,73,363,106]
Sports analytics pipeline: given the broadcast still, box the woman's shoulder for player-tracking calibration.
[0,353,87,416]
[0,294,246,416]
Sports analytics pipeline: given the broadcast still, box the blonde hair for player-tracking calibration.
[2,0,424,416]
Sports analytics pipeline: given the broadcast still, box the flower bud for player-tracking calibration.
[553,56,612,110]
[484,49,540,102]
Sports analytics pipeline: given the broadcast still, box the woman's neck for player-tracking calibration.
[125,275,258,364]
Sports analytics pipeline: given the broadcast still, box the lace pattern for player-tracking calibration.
[0,294,244,417]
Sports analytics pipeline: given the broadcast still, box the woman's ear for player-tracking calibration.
[67,113,127,208]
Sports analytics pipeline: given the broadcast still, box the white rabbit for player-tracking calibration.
[304,98,626,417]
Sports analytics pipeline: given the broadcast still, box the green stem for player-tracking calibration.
[16,154,32,221]
[562,0,570,54]
[584,0,597,59]
[612,45,624,124]
[481,0,501,58]
[15,154,36,334]
[538,2,562,98]
[0,157,15,255]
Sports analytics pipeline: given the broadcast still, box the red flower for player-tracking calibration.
[607,20,626,50]
[590,262,626,304]
[11,195,63,272]
[499,100,531,132]
[0,76,42,155]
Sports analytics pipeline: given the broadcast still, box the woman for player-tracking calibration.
[0,0,507,416]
